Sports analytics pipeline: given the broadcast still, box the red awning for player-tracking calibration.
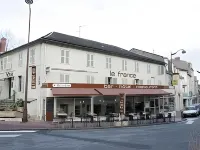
[52,88,100,96]
[95,88,170,96]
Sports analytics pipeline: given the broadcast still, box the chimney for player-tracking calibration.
[0,37,7,53]
[175,57,180,60]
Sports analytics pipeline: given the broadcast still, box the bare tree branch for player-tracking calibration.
[0,29,24,51]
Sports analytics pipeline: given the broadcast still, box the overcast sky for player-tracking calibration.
[1,0,200,80]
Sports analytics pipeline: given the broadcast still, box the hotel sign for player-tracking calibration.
[31,66,36,89]
[119,93,125,114]
[110,71,136,78]
[42,83,172,89]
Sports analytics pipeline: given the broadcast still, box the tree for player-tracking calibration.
[0,29,25,51]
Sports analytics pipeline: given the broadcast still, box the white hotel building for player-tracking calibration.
[0,32,177,121]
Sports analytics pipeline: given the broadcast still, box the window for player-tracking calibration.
[30,49,35,64]
[158,65,164,75]
[135,79,143,85]
[122,60,127,71]
[158,80,162,85]
[122,78,128,84]
[18,76,22,92]
[147,79,151,85]
[61,49,69,64]
[60,74,69,83]
[106,57,111,69]
[87,54,94,67]
[135,62,139,72]
[0,59,3,70]
[18,52,23,67]
[147,64,151,73]
[86,75,94,83]
[3,57,7,69]
[6,56,12,69]
[105,77,117,84]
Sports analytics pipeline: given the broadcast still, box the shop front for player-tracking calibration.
[42,83,174,121]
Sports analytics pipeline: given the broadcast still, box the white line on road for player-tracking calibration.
[186,121,194,124]
[0,130,37,133]
[0,134,21,138]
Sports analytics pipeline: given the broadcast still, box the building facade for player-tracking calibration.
[0,32,175,121]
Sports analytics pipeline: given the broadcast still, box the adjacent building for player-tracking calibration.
[0,32,180,121]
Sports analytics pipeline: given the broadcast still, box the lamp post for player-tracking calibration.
[22,0,33,123]
[170,49,186,85]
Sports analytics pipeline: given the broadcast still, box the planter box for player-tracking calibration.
[17,107,23,112]
[0,111,17,118]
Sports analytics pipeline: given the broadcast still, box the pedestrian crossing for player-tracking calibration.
[185,118,199,124]
[0,130,37,138]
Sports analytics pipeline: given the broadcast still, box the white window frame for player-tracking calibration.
[87,53,94,67]
[135,62,139,72]
[6,56,12,70]
[61,49,69,64]
[158,65,164,75]
[122,60,127,71]
[60,74,70,83]
[18,52,23,67]
[3,57,7,70]
[147,64,151,74]
[86,75,94,83]
[106,57,111,69]
[158,80,162,85]
[30,49,35,64]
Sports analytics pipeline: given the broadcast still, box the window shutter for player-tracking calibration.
[65,51,69,64]
[86,75,90,83]
[125,60,127,70]
[109,58,111,69]
[32,49,35,64]
[60,74,64,83]
[61,50,65,63]
[105,77,108,84]
[91,76,94,83]
[87,54,90,67]
[122,60,124,70]
[106,58,108,68]
[158,66,160,75]
[91,55,94,67]
[65,75,69,83]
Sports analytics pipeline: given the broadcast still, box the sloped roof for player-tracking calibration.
[172,59,189,71]
[129,48,164,63]
[41,32,165,65]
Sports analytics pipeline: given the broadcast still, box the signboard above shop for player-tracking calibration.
[42,83,173,89]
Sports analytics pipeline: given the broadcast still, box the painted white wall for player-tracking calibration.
[45,44,167,86]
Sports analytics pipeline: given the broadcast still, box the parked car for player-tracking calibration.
[182,106,199,118]
[191,103,200,115]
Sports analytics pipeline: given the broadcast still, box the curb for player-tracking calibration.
[0,120,186,131]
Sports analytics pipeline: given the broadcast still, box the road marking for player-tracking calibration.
[0,134,21,138]
[186,121,194,124]
[0,130,37,133]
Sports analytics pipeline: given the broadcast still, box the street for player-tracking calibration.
[0,118,199,150]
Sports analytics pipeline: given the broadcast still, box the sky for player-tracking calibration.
[1,0,200,80]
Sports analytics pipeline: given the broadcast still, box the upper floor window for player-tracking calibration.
[158,65,164,75]
[122,60,127,71]
[105,77,117,84]
[135,62,139,72]
[30,49,35,64]
[86,75,94,83]
[106,57,111,69]
[18,52,23,67]
[147,64,151,74]
[61,49,69,64]
[60,74,69,83]
[147,79,151,85]
[122,78,128,84]
[2,56,12,70]
[87,54,94,67]
[0,59,3,71]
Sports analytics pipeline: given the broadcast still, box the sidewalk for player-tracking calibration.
[0,118,185,131]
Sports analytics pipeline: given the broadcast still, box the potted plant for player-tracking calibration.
[16,99,24,112]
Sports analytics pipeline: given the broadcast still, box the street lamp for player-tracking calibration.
[170,49,186,85]
[22,0,33,123]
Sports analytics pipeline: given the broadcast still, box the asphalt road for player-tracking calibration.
[0,118,200,150]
